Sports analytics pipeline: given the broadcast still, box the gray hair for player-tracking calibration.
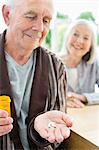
[3,0,14,9]
[61,19,97,64]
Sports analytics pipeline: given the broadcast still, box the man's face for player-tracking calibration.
[5,0,53,51]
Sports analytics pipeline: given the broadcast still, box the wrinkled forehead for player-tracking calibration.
[13,0,54,17]
[14,0,53,11]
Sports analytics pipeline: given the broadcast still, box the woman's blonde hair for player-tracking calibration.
[61,19,97,64]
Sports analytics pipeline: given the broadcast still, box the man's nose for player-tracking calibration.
[32,19,44,32]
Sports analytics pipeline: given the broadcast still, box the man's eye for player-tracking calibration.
[25,16,36,20]
[43,19,50,25]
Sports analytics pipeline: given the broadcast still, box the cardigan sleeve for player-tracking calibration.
[28,52,67,149]
[83,59,99,105]
[28,116,50,147]
[48,53,67,113]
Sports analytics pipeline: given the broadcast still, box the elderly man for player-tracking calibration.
[0,0,72,149]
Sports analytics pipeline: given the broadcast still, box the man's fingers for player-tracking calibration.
[47,127,56,143]
[37,128,49,140]
[47,124,71,143]
[0,128,13,136]
[54,125,64,143]
[0,110,8,118]
[0,124,13,136]
[62,113,73,128]
[60,126,70,139]
[0,110,13,136]
[0,117,13,126]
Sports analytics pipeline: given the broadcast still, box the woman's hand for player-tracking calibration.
[67,92,87,108]
[0,110,13,136]
[34,110,73,143]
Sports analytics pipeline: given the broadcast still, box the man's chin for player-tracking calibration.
[32,43,40,50]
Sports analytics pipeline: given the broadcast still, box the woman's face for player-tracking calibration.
[67,24,92,58]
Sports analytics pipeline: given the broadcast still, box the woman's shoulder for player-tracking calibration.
[82,57,99,71]
[94,57,99,67]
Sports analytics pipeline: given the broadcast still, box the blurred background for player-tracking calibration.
[0,0,99,53]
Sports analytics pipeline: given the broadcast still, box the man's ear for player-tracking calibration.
[2,5,11,26]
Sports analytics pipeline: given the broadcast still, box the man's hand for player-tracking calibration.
[0,110,13,136]
[34,110,73,143]
[67,92,87,108]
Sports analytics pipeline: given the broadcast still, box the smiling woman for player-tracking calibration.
[49,0,99,52]
[59,19,99,108]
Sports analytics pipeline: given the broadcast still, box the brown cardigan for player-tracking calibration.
[0,31,51,149]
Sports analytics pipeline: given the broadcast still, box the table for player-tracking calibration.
[57,105,99,150]
[67,105,99,147]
